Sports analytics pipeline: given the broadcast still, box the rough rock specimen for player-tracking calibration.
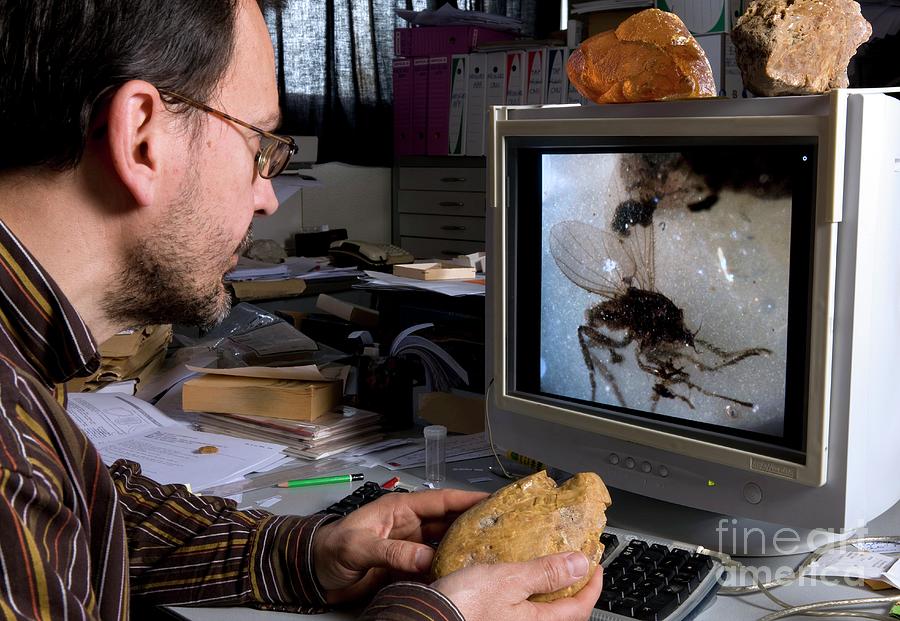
[567,8,716,104]
[731,0,872,96]
[432,471,611,602]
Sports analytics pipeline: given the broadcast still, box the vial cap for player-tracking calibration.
[424,425,447,439]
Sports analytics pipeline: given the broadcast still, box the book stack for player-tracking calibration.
[182,365,346,422]
[194,406,384,461]
[67,324,172,393]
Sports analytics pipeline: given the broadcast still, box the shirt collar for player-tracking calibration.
[0,219,100,388]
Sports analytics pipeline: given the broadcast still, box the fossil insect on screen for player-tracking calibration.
[537,147,811,445]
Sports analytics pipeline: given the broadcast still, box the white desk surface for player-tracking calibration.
[169,458,900,621]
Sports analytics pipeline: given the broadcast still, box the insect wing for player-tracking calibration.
[550,220,655,294]
[550,221,624,296]
[611,220,655,291]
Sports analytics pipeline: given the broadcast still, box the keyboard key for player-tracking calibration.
[595,589,622,612]
[632,581,659,602]
[625,540,650,554]
[605,564,627,580]
[649,568,677,584]
[671,574,700,592]
[611,596,643,617]
[600,532,620,550]
[640,547,668,565]
[658,583,689,604]
[658,556,687,571]
[634,593,679,621]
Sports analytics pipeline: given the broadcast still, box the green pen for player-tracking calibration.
[275,473,364,488]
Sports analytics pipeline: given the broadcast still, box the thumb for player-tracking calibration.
[513,551,590,598]
[366,538,434,574]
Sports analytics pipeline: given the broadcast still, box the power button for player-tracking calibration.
[743,482,763,505]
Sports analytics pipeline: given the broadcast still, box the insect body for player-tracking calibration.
[550,219,770,412]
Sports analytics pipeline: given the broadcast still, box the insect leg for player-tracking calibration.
[642,347,753,409]
[578,325,628,405]
[692,339,773,372]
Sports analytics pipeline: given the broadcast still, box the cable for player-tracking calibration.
[706,537,900,621]
[483,379,513,479]
[755,597,898,621]
[716,536,900,596]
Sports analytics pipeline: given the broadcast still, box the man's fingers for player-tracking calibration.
[525,564,604,621]
[392,488,489,521]
[365,538,434,573]
[508,552,590,598]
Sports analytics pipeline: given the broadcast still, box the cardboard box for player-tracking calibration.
[426,56,451,155]
[504,50,527,105]
[545,47,568,105]
[448,55,468,155]
[524,48,547,105]
[412,57,430,154]
[464,53,486,156]
[392,58,414,156]
[656,0,729,34]
[410,26,513,57]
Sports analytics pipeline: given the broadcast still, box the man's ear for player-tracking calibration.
[105,80,168,207]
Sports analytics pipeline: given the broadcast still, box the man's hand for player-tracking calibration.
[312,488,488,603]
[431,551,604,621]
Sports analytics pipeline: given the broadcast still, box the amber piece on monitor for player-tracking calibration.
[567,8,716,104]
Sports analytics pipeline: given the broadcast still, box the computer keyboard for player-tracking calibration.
[324,480,408,516]
[593,527,725,621]
[325,484,723,621]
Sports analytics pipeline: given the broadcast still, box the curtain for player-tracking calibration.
[264,0,558,166]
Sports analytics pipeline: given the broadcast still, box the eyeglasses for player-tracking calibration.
[158,88,297,179]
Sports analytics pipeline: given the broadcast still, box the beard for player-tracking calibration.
[102,179,252,331]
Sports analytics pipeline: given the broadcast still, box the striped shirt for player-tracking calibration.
[0,219,463,621]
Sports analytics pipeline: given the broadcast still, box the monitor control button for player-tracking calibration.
[640,461,652,473]
[743,482,763,504]
[609,454,620,465]
[658,466,669,478]
[624,457,635,469]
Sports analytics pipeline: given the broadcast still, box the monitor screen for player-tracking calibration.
[510,139,817,464]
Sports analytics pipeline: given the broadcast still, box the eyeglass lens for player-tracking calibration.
[258,140,294,179]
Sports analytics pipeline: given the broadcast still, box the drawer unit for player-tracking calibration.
[397,167,485,192]
[392,156,487,260]
[397,190,485,217]
[399,237,486,260]
[399,214,485,241]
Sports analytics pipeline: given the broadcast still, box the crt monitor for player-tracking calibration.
[487,89,900,553]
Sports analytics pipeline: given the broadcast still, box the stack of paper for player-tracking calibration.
[396,5,523,32]
[570,0,653,14]
[370,434,494,470]
[68,393,290,492]
[361,270,485,297]
[195,405,384,461]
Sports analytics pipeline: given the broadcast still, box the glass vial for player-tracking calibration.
[424,425,447,488]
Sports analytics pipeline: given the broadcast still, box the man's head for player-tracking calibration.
[0,0,282,332]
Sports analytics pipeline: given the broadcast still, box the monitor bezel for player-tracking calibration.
[489,106,838,487]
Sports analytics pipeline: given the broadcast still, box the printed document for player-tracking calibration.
[68,393,288,492]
